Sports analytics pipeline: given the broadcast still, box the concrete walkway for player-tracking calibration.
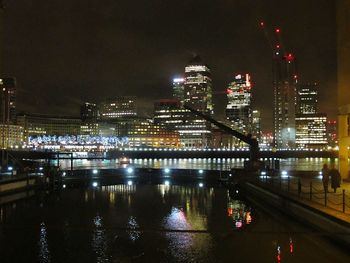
[256,175,350,224]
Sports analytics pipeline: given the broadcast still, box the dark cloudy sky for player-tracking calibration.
[1,0,336,131]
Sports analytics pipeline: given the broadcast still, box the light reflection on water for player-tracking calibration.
[0,184,349,262]
[58,157,339,171]
[38,222,50,263]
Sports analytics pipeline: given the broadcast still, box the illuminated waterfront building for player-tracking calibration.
[295,114,327,149]
[124,119,180,148]
[0,77,16,124]
[0,124,23,148]
[16,113,82,141]
[226,74,252,134]
[295,83,327,149]
[99,96,137,120]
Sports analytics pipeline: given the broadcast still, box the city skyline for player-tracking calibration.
[0,0,336,132]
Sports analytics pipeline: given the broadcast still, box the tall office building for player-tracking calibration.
[273,52,297,149]
[296,83,318,114]
[184,55,213,114]
[226,74,252,134]
[0,77,16,124]
[99,96,137,120]
[181,55,213,147]
[295,83,327,149]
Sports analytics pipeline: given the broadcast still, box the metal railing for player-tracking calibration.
[256,175,350,214]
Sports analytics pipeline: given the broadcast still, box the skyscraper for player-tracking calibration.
[273,52,297,149]
[184,55,213,114]
[181,55,213,147]
[226,73,252,134]
[0,77,16,124]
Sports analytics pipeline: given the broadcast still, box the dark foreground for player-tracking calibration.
[0,184,349,262]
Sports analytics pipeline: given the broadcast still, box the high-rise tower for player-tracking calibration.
[226,73,252,134]
[184,55,213,114]
[273,50,297,149]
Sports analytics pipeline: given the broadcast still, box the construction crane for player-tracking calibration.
[184,105,261,170]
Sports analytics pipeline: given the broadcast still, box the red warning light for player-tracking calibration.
[276,44,280,49]
[285,53,295,62]
[275,28,281,33]
[260,21,265,27]
[293,74,298,79]
[226,88,233,94]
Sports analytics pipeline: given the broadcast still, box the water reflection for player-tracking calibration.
[58,157,338,171]
[92,215,110,262]
[127,216,140,242]
[38,222,50,263]
[227,198,253,229]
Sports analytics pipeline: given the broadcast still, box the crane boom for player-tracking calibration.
[183,105,260,163]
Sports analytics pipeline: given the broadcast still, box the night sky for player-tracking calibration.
[1,0,336,131]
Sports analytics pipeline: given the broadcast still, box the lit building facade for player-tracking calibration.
[17,113,82,141]
[181,55,213,148]
[0,124,23,148]
[273,52,297,149]
[295,82,328,149]
[99,96,137,120]
[226,74,252,134]
[295,114,327,149]
[184,55,213,113]
[0,77,16,124]
[124,119,180,148]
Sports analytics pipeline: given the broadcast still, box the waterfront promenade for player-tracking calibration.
[255,174,350,223]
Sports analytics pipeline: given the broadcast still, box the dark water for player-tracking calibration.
[0,184,349,263]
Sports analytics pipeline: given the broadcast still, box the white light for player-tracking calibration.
[127,180,133,186]
[164,180,170,186]
[164,168,170,174]
[261,171,267,176]
[92,182,98,187]
[8,166,13,171]
[199,182,204,188]
[127,167,133,174]
[63,184,66,188]
[236,190,239,194]
[39,167,43,171]
[281,171,288,178]
[92,169,98,174]
[62,172,66,177]
[229,174,232,177]
[199,169,204,174]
